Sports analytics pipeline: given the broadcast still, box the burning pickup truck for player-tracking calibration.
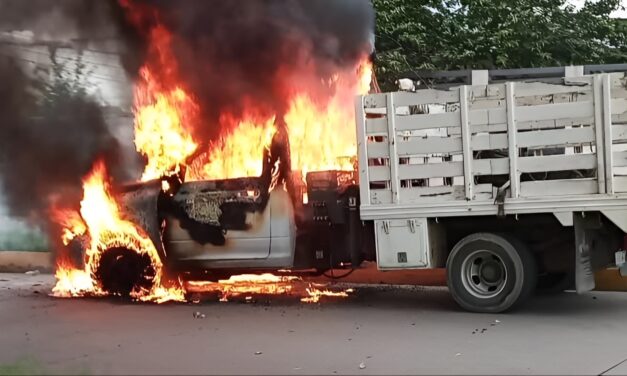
[55,69,627,313]
[54,120,367,304]
[119,127,368,290]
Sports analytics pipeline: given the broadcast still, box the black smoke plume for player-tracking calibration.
[119,0,375,143]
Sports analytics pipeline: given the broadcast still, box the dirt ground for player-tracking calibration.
[1,272,627,375]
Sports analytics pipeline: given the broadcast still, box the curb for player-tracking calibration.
[0,251,53,273]
[0,252,625,291]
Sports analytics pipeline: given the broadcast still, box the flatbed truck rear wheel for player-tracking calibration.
[446,233,537,313]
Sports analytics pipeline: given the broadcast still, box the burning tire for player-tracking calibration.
[94,247,156,297]
[446,233,537,313]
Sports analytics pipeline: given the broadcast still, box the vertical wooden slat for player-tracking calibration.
[386,93,400,204]
[355,95,371,205]
[506,82,520,198]
[459,85,473,200]
[603,74,614,194]
[593,75,606,194]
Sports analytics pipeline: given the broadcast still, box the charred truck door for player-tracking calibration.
[163,179,272,262]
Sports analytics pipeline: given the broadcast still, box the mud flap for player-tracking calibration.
[574,213,597,293]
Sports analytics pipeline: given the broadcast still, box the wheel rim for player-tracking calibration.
[460,250,507,299]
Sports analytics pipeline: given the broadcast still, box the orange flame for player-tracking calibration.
[52,161,185,303]
[133,68,199,181]
[186,58,372,181]
[185,274,353,303]
[124,0,373,183]
[187,116,276,180]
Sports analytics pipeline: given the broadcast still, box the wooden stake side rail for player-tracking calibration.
[356,73,627,214]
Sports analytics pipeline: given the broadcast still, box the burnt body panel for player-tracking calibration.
[117,180,166,258]
[163,178,273,263]
[162,177,270,246]
[164,188,295,270]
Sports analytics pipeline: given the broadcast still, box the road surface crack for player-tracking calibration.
[599,356,627,375]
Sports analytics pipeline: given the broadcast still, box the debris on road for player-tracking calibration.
[25,270,40,276]
[193,311,205,319]
[359,362,366,369]
[255,351,263,355]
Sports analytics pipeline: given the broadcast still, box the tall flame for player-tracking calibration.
[125,0,373,182]
[134,68,199,181]
[187,116,277,180]
[52,161,185,303]
[186,58,373,181]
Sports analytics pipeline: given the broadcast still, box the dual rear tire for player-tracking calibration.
[446,233,537,313]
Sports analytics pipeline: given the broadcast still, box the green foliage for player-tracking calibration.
[0,358,90,375]
[373,0,627,88]
[0,360,44,376]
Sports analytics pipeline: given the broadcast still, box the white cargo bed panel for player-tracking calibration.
[355,73,627,220]
[374,218,430,269]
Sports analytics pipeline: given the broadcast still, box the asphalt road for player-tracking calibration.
[1,273,627,375]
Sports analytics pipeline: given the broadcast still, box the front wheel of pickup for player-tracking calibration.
[447,233,537,313]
